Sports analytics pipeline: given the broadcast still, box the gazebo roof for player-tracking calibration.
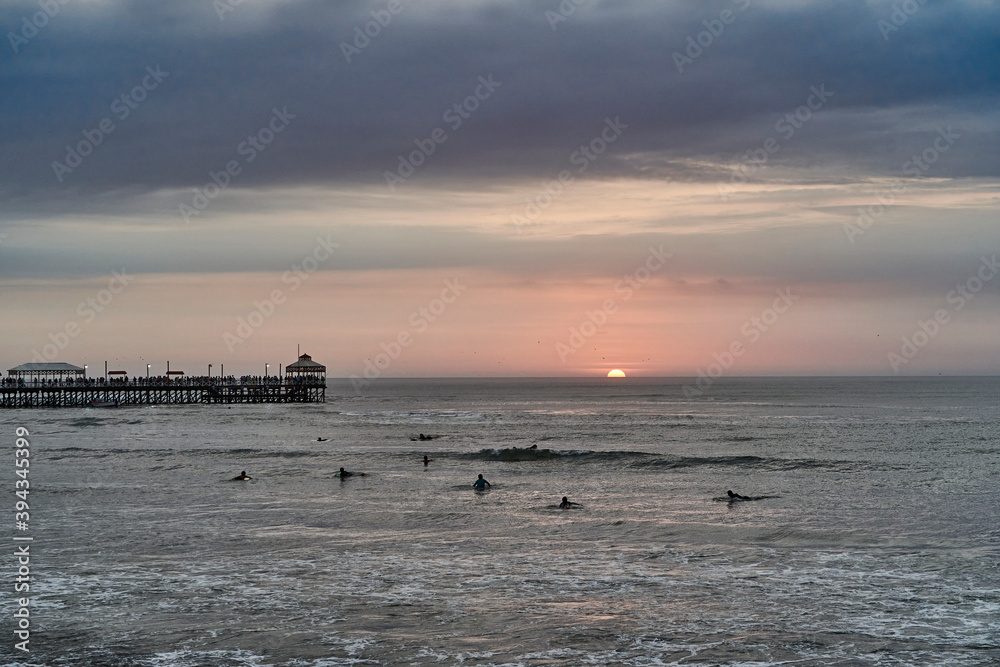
[286,353,326,372]
[9,362,85,374]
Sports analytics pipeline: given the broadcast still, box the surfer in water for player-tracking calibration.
[231,471,251,481]
[423,456,432,466]
[338,467,356,478]
[317,437,328,442]
[473,474,491,490]
[715,490,774,502]
[559,496,579,509]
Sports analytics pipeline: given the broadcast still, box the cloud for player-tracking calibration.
[1,0,997,201]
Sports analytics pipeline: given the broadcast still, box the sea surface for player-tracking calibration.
[2,377,999,666]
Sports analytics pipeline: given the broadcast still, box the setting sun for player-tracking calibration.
[607,369,627,378]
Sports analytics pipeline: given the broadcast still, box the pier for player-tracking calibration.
[0,379,326,408]
[2,353,327,408]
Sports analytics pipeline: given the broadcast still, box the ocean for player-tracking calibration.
[3,377,998,666]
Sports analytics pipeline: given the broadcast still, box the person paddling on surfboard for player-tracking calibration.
[727,490,751,501]
[559,496,579,509]
[473,474,491,490]
[338,467,354,478]
[231,471,251,481]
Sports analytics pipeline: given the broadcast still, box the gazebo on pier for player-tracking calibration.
[285,353,326,384]
[8,362,86,380]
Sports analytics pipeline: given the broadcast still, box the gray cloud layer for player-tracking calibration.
[2,0,998,201]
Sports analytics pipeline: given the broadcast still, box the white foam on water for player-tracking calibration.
[141,649,275,666]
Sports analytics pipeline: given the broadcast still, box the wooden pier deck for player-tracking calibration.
[0,381,325,408]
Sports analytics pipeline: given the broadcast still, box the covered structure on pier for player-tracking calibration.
[284,353,326,382]
[7,362,86,379]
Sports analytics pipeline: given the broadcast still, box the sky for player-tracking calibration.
[1,0,998,380]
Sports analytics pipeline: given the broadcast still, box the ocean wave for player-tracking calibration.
[462,447,666,462]
[464,447,597,461]
[67,417,110,428]
[194,447,325,459]
[630,455,863,472]
[43,446,327,460]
